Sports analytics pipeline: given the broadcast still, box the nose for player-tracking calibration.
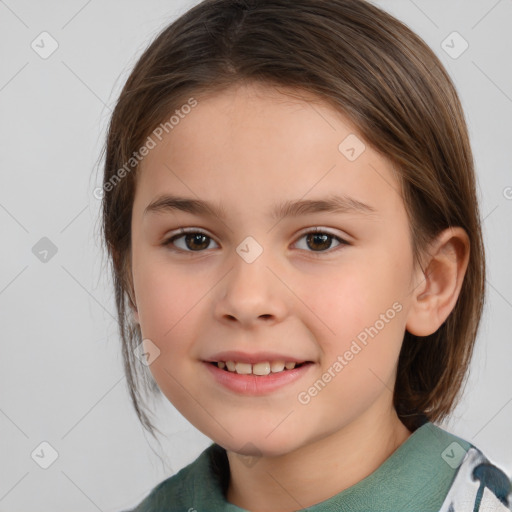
[214,249,288,328]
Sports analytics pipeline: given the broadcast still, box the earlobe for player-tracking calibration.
[405,227,470,337]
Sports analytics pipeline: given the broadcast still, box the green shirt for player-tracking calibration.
[126,421,511,511]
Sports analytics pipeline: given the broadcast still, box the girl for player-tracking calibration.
[100,0,512,510]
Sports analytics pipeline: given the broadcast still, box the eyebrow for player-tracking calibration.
[143,193,378,220]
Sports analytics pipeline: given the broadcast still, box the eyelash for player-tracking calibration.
[162,228,349,256]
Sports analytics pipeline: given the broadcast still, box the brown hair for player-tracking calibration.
[99,0,485,439]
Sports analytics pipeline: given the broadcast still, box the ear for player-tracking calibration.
[405,227,470,337]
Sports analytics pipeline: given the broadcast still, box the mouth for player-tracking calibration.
[203,359,315,395]
[207,360,313,376]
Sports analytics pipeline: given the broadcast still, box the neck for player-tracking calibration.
[226,409,412,512]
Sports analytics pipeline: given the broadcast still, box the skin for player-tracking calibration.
[129,82,470,511]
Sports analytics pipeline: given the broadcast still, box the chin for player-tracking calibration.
[219,430,305,459]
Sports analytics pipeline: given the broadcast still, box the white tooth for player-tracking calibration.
[226,361,236,372]
[217,361,226,369]
[270,361,285,373]
[235,362,252,374]
[253,362,271,376]
[285,362,296,370]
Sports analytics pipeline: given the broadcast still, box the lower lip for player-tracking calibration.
[203,361,314,396]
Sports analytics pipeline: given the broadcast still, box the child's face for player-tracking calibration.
[130,82,420,456]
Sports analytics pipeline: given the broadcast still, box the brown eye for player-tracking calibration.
[163,230,219,252]
[183,233,210,251]
[306,233,333,251]
[294,229,348,254]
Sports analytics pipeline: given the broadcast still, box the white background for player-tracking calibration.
[1,0,511,510]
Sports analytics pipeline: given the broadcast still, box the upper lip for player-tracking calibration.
[203,350,311,364]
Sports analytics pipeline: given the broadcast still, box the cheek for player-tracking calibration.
[293,263,379,340]
[132,260,203,402]
[132,253,196,341]
[297,259,407,374]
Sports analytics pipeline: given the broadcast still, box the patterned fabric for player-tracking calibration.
[439,446,512,512]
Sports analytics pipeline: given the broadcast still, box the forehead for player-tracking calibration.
[135,82,403,218]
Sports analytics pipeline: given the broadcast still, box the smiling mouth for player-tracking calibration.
[208,360,312,376]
